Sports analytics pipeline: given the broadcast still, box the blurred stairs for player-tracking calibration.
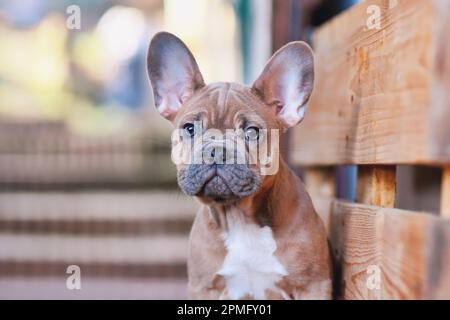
[0,121,197,299]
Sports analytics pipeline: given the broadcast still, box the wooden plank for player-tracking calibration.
[429,0,450,161]
[328,201,450,300]
[291,0,450,165]
[426,221,450,299]
[357,165,396,207]
[441,167,450,217]
[330,202,429,299]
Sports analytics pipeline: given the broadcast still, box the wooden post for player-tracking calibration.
[303,167,336,234]
[303,167,336,198]
[357,166,397,208]
[441,167,450,217]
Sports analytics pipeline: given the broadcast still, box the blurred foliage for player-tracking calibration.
[0,15,69,119]
[0,7,146,136]
[0,0,241,138]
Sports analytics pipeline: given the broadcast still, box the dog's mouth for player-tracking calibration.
[198,171,234,201]
[177,164,260,202]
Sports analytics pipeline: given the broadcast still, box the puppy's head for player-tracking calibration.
[147,32,314,205]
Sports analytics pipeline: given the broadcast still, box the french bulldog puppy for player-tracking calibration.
[147,32,331,300]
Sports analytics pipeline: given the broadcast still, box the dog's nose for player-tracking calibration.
[204,145,228,164]
[211,147,227,164]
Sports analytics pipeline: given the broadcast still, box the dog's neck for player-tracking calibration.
[206,159,299,232]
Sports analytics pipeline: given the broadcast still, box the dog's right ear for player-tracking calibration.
[147,32,205,121]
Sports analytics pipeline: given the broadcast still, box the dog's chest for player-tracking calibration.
[216,212,288,300]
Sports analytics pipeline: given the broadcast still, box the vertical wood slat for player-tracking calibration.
[441,167,450,217]
[303,167,336,198]
[357,166,397,208]
[303,167,336,234]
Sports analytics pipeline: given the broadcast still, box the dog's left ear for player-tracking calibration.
[252,41,314,128]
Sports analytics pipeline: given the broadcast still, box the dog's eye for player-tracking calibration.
[245,127,260,141]
[183,123,195,137]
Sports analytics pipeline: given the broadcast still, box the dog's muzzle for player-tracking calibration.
[177,164,260,201]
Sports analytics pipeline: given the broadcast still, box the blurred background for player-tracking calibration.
[0,0,359,299]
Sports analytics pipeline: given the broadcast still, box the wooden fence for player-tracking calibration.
[291,0,450,299]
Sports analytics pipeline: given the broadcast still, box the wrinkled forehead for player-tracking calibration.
[174,82,278,130]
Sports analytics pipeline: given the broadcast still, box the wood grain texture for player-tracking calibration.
[429,0,450,161]
[357,165,396,207]
[327,201,450,300]
[291,0,450,165]
[427,221,450,299]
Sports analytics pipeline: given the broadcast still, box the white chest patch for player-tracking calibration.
[217,210,288,300]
